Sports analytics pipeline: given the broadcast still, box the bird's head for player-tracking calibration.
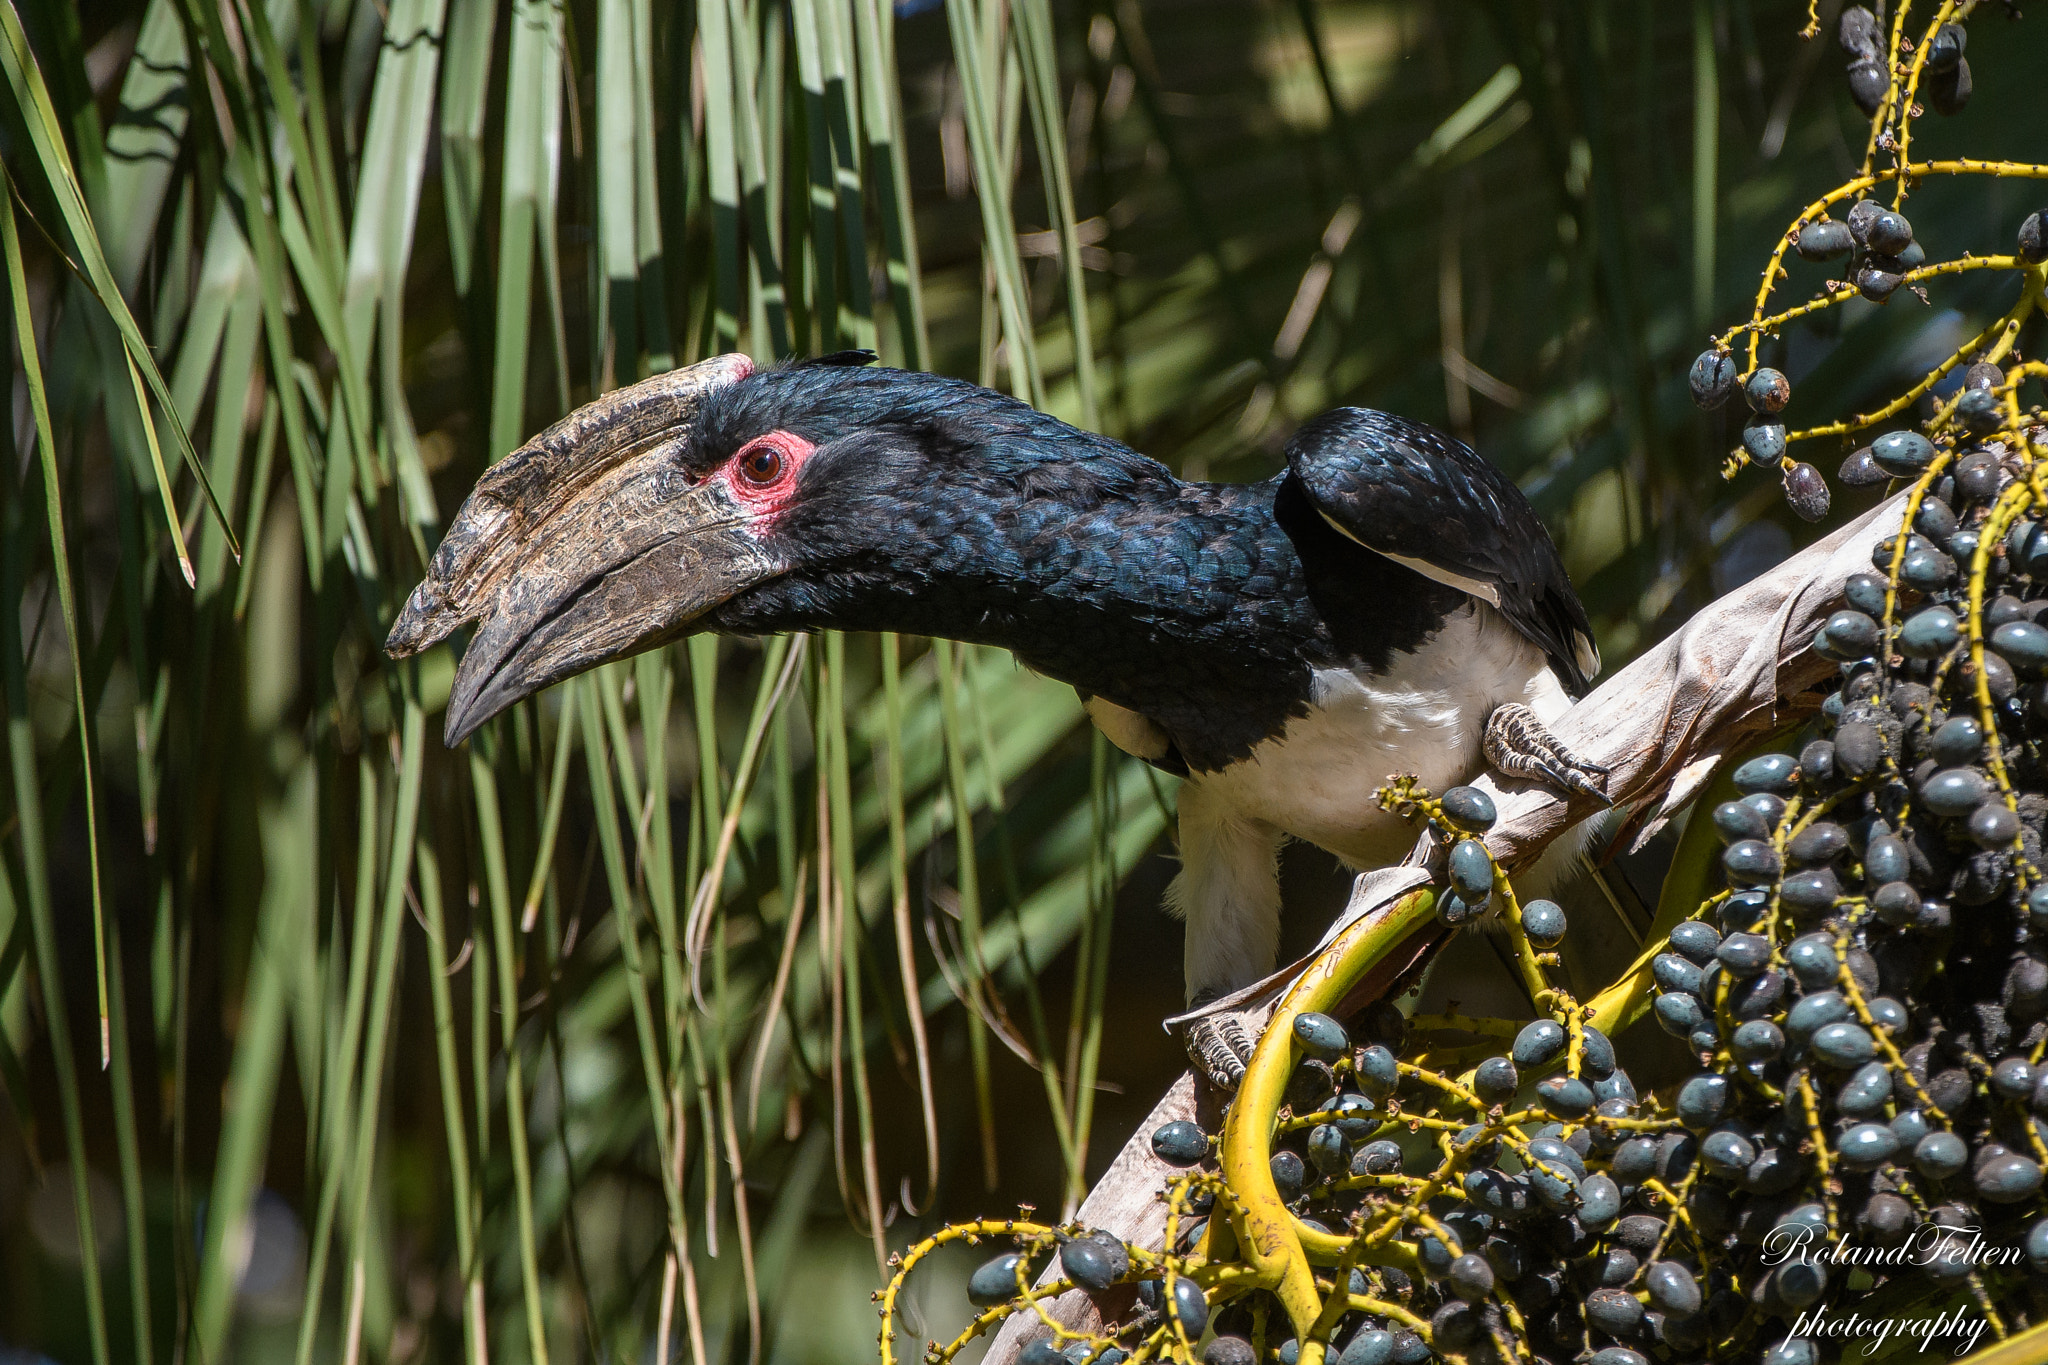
[386,352,1143,744]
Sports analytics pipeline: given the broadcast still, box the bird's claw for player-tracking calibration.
[1181,992,1258,1092]
[1483,702,1611,805]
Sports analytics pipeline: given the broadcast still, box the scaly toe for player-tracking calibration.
[1484,702,1611,804]
[1182,1001,1257,1092]
[1564,767,1613,805]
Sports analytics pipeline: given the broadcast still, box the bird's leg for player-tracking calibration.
[1182,989,1258,1091]
[1168,785,1284,1093]
[1482,702,1610,802]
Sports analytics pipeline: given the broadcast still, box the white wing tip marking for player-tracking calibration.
[1315,510,1505,608]
[1575,630,1602,681]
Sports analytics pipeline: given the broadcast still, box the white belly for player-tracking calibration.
[1188,603,1569,866]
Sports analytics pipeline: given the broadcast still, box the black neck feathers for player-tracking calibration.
[697,370,1467,770]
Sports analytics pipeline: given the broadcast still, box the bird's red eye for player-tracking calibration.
[739,443,784,484]
[727,430,813,508]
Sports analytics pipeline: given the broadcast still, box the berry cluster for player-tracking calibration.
[1837,6,1970,120]
[888,773,1669,1365]
[1685,3,2047,530]
[1138,972,1670,1365]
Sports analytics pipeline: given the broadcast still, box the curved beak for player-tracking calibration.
[385,354,774,745]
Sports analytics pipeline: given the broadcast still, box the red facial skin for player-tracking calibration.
[722,430,816,525]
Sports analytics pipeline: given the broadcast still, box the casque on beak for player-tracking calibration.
[385,353,771,745]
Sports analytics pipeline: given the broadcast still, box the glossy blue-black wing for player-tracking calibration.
[1284,408,1600,696]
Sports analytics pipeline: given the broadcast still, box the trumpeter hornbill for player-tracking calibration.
[387,351,1606,1089]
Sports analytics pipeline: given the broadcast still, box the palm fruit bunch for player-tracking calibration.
[1688,355,1832,525]
[1689,191,2048,527]
[928,776,1686,1365]
[940,987,1643,1365]
[1836,5,1970,118]
[1683,1,2047,529]
[1649,391,2048,1354]
[1142,996,1671,1365]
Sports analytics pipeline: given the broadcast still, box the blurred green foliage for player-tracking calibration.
[1,0,2044,1362]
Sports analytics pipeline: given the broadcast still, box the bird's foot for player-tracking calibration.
[1181,990,1258,1092]
[1482,702,1610,804]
